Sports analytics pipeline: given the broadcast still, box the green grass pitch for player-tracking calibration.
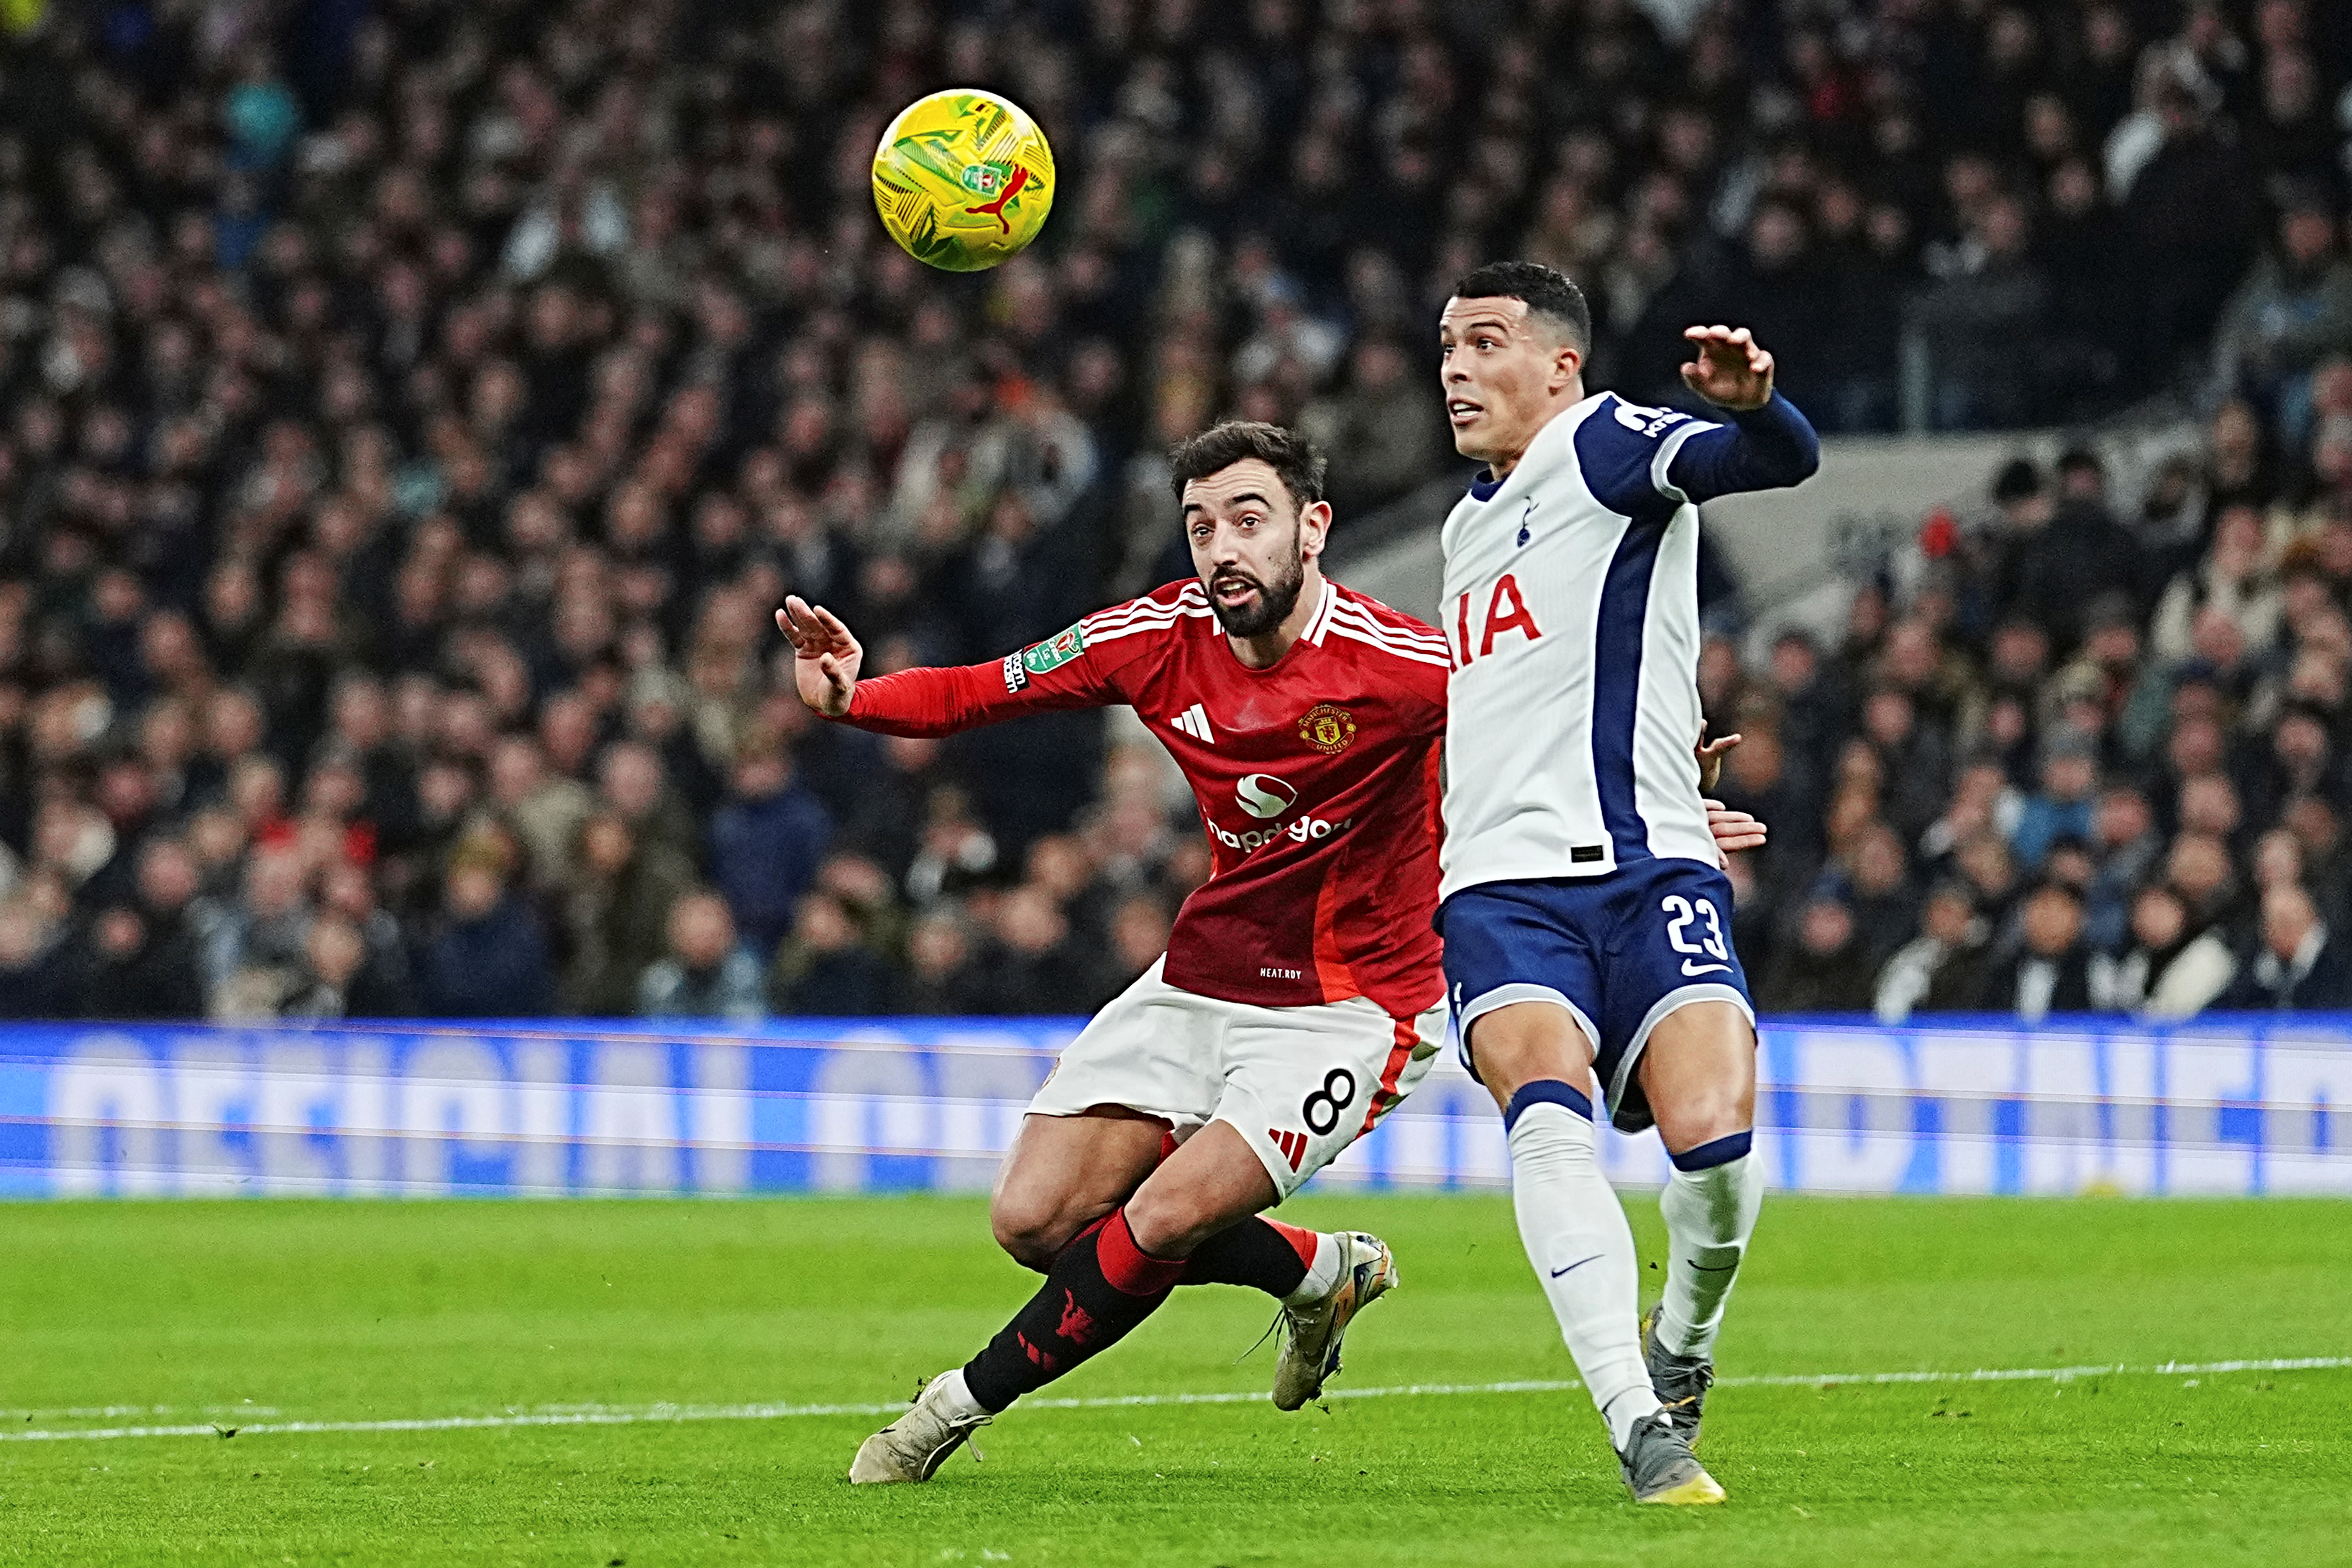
[1,1194,2347,1567]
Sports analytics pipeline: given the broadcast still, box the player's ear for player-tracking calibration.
[1551,339,1583,390]
[1296,500,1332,561]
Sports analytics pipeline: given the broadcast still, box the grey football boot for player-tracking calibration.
[1641,1303,1716,1446]
[1617,1408,1726,1505]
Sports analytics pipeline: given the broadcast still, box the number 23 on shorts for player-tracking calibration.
[1661,894,1732,977]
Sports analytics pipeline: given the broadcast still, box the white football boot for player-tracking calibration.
[848,1374,992,1484]
[1271,1231,1399,1411]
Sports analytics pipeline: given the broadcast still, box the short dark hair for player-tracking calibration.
[1992,457,2044,503]
[1167,420,1327,510]
[1450,260,1592,351]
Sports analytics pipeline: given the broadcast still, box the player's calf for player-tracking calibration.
[1123,1123,1401,1407]
[1181,1215,1319,1294]
[851,1206,1352,1480]
[849,1205,1186,1480]
[966,1208,1184,1412]
[1637,1009,1763,1447]
[1643,1129,1762,1446]
[1122,1122,1281,1259]
[1453,1004,1668,1454]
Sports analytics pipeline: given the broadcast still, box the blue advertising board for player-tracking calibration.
[0,1014,2344,1198]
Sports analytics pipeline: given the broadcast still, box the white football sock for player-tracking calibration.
[1655,1147,1763,1359]
[1282,1232,1342,1307]
[1507,1096,1662,1451]
[928,1367,990,1423]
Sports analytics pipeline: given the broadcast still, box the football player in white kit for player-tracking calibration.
[1432,262,1819,1504]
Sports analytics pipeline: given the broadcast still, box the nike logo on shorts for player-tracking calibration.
[1680,960,1731,977]
[1550,1254,1603,1278]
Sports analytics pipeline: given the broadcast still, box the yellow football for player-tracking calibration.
[871,88,1056,272]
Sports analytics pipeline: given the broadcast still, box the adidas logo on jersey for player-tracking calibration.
[1170,703,1214,743]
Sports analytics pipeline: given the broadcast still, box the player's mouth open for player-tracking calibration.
[1212,575,1261,606]
[1447,399,1482,426]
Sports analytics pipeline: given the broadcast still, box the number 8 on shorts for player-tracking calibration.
[1301,1068,1358,1135]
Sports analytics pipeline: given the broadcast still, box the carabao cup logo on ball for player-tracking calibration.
[872,88,1056,272]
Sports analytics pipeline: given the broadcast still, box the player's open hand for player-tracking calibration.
[1705,799,1767,862]
[776,596,864,718]
[1680,326,1775,411]
[1696,728,1742,794]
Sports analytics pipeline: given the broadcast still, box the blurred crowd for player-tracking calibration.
[3,0,2352,1022]
[1722,399,2352,1020]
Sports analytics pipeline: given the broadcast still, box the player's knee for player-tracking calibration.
[1640,1004,1755,1150]
[1465,1004,1592,1109]
[989,1191,1094,1272]
[992,1216,1067,1273]
[1655,1089,1749,1158]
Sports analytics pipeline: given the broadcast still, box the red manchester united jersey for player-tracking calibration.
[838,578,1452,1017]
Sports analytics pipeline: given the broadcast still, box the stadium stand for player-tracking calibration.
[1,0,2351,1022]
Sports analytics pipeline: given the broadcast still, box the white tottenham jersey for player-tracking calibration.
[1439,390,1721,899]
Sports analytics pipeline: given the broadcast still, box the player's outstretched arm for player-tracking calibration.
[776,597,1127,738]
[777,596,863,717]
[1662,326,1820,504]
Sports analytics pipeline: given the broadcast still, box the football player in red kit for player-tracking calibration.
[782,422,1764,1483]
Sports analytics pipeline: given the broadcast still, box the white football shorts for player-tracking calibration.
[1027,958,1446,1199]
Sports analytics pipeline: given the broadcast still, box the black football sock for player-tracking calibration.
[961,1208,1182,1413]
[1178,1216,1312,1298]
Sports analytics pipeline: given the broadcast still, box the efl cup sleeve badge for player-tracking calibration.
[1297,702,1358,756]
[1020,622,1088,675]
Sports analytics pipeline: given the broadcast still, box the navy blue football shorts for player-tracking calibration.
[1437,857,1756,1134]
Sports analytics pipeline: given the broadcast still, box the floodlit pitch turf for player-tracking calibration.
[1,1196,2347,1567]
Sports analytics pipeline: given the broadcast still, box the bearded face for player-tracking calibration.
[1179,454,1322,646]
[1207,539,1305,638]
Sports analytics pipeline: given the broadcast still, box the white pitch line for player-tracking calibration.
[0,1403,281,1421]
[4,1356,2344,1445]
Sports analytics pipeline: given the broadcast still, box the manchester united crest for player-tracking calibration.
[1297,702,1357,756]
